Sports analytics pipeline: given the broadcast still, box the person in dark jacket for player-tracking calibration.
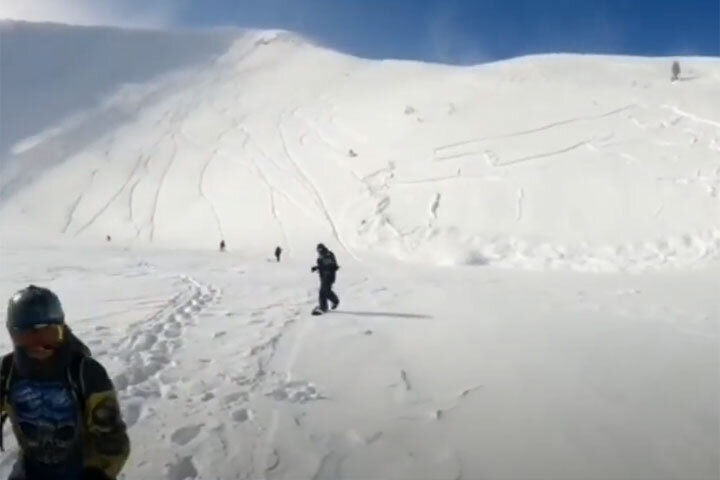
[0,285,130,480]
[274,246,282,262]
[311,243,340,312]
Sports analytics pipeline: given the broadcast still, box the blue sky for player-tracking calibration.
[1,0,718,63]
[176,0,719,63]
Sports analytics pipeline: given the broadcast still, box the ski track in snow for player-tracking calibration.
[277,110,359,261]
[433,104,635,159]
[62,193,85,234]
[128,177,142,237]
[516,188,525,222]
[198,147,225,240]
[238,127,323,225]
[661,104,720,130]
[149,132,179,242]
[183,117,240,242]
[496,139,591,167]
[62,168,100,234]
[292,107,365,184]
[240,133,291,252]
[73,154,146,236]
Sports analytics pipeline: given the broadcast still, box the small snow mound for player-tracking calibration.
[381,228,720,272]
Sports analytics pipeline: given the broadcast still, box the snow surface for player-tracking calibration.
[0,21,718,479]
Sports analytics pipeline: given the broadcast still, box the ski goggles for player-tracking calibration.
[10,324,65,348]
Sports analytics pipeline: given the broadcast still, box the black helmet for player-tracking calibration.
[7,285,65,332]
[316,243,327,252]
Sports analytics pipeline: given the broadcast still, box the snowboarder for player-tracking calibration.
[311,243,339,314]
[0,285,130,480]
[274,246,282,262]
[219,240,226,252]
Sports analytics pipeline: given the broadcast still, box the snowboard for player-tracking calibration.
[311,303,338,315]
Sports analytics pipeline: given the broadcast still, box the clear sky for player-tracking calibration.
[1,0,718,63]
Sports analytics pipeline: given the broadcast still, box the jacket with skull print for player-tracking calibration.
[1,349,130,479]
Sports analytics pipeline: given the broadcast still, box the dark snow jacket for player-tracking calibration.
[312,250,339,282]
[0,329,129,480]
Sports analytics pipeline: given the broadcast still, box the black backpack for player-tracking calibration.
[0,330,91,452]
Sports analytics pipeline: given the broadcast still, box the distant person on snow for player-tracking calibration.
[105,235,111,242]
[274,246,282,262]
[0,285,130,480]
[219,240,226,252]
[671,61,681,81]
[311,243,340,312]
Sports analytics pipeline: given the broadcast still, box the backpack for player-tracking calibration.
[0,330,91,452]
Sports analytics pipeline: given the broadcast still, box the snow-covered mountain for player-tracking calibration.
[2,21,718,270]
[0,22,718,480]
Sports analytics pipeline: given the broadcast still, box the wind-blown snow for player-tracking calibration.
[0,22,718,480]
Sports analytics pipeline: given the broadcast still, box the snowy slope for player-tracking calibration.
[0,241,716,480]
[0,22,718,480]
[1,22,719,270]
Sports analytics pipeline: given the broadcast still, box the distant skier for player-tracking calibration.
[219,240,226,252]
[105,235,111,242]
[311,243,339,314]
[0,285,130,480]
[671,61,681,81]
[274,246,282,262]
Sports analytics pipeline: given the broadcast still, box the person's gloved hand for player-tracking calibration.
[81,467,113,480]
[311,266,318,272]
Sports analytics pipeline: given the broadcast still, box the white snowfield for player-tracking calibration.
[0,21,718,480]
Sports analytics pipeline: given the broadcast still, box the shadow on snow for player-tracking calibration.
[332,310,432,319]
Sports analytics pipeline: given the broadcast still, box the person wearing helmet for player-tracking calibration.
[0,285,130,480]
[311,243,340,313]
